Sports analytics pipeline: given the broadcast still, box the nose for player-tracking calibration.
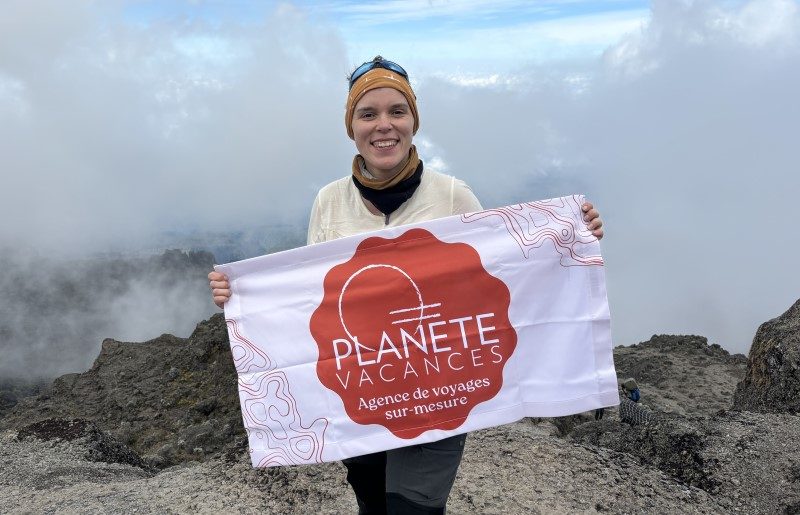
[376,112,392,131]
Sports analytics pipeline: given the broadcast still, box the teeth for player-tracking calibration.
[374,140,397,148]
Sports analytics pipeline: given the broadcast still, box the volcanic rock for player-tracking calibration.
[0,379,44,418]
[733,299,800,413]
[16,418,149,470]
[1,313,243,468]
[2,302,799,513]
[569,410,800,514]
[613,334,747,416]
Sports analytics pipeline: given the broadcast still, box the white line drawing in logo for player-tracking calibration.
[337,264,442,351]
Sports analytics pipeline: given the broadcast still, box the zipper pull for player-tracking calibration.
[384,213,390,225]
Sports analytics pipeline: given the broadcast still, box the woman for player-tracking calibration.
[209,56,604,514]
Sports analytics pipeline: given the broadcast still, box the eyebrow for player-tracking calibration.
[355,103,409,114]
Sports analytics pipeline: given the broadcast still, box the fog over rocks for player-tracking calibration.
[0,249,218,382]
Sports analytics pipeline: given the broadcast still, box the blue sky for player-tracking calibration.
[123,0,652,74]
[125,0,650,26]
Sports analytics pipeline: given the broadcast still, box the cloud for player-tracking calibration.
[0,2,352,254]
[0,248,218,380]
[398,9,650,64]
[588,0,799,352]
[334,4,651,76]
[0,1,354,380]
[1,0,797,381]
[417,0,800,353]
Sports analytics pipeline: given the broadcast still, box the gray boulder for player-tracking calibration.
[733,299,800,413]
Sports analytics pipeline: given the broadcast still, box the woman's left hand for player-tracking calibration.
[582,202,604,240]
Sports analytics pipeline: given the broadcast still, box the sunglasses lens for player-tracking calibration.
[349,59,409,89]
[350,62,373,84]
[384,62,407,77]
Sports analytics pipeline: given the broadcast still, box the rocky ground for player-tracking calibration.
[1,301,799,514]
[2,314,243,469]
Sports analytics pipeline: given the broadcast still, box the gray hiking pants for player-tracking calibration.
[343,433,467,514]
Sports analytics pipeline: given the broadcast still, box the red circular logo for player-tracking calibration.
[310,228,517,439]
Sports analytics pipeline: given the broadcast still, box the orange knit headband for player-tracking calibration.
[345,67,419,140]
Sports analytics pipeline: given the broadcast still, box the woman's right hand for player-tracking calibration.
[208,271,231,309]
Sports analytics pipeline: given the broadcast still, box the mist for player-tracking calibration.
[0,1,353,253]
[418,0,799,352]
[0,249,218,380]
[1,0,797,382]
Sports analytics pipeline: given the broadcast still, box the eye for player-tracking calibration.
[360,111,375,120]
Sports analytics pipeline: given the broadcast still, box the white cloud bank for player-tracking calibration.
[0,0,797,367]
[0,1,352,253]
[418,0,800,352]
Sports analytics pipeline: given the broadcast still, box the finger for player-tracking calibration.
[582,202,593,212]
[212,288,231,298]
[588,218,603,230]
[209,280,229,289]
[593,228,604,240]
[207,271,228,281]
[583,208,599,222]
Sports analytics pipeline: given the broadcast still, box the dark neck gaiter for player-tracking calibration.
[352,160,423,216]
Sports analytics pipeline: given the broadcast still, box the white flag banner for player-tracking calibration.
[216,194,618,468]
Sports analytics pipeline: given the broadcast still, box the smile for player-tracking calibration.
[373,140,398,149]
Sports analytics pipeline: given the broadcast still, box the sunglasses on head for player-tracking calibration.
[349,56,409,90]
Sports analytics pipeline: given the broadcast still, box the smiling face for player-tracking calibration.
[351,87,415,180]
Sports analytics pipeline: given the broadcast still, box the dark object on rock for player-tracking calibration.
[621,377,639,392]
[619,397,654,425]
[733,299,800,414]
[620,377,641,403]
[617,377,651,424]
[17,418,96,442]
[16,418,148,469]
